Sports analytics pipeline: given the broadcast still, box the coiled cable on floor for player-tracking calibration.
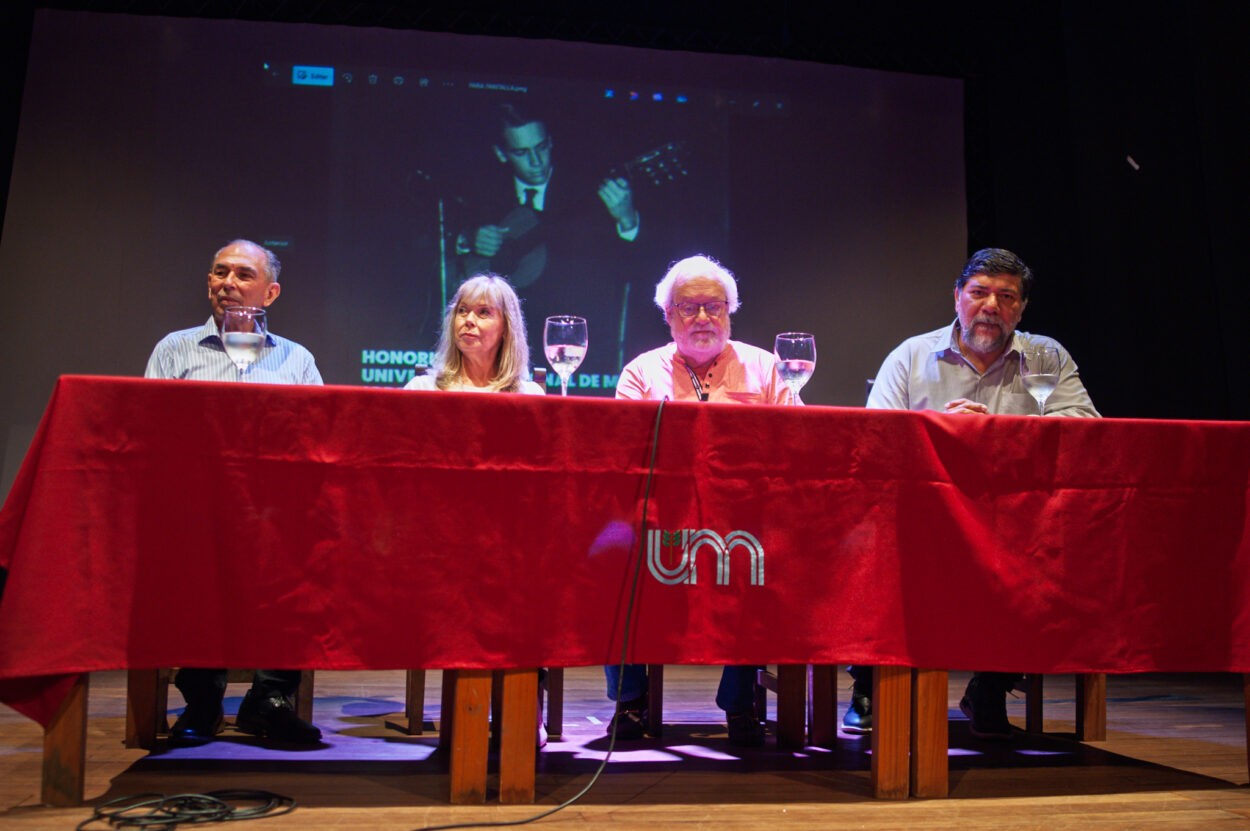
[77,789,295,830]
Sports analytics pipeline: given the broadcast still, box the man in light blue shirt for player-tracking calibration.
[145,240,322,385]
[849,248,1098,740]
[866,248,1098,417]
[145,239,323,747]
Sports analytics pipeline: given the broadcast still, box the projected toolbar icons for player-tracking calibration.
[292,65,334,86]
[605,88,691,104]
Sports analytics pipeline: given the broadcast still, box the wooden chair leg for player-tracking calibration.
[775,664,807,749]
[439,670,456,750]
[1025,674,1044,733]
[403,669,426,735]
[871,665,910,800]
[808,664,837,748]
[647,664,664,737]
[448,669,491,804]
[295,671,314,723]
[490,671,504,741]
[125,669,160,749]
[1075,672,1106,741]
[1243,673,1249,782]
[156,670,170,732]
[42,674,89,806]
[910,668,948,798]
[546,668,564,739]
[754,669,771,723]
[498,668,538,804]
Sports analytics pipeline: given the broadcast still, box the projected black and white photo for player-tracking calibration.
[0,9,965,492]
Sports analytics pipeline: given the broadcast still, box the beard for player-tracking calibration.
[962,317,1009,354]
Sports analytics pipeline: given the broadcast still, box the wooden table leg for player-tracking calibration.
[776,664,807,749]
[498,668,538,804]
[807,664,837,749]
[871,665,910,800]
[910,668,948,798]
[448,669,491,804]
[1075,673,1106,741]
[43,673,89,806]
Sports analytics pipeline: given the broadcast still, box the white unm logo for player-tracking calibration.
[646,529,765,586]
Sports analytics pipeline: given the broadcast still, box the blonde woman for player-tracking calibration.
[404,273,544,394]
[403,273,548,744]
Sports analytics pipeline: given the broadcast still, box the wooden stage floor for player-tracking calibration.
[3,667,1248,829]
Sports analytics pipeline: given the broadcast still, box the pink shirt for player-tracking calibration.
[616,341,792,404]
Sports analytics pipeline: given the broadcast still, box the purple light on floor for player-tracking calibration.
[572,747,683,763]
[775,746,833,758]
[1015,749,1071,757]
[668,744,737,761]
[947,748,982,757]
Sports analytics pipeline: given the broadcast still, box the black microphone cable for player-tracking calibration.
[413,398,666,831]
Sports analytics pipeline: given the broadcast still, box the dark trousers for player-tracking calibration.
[174,668,301,708]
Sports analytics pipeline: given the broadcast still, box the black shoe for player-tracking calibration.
[236,692,322,744]
[168,701,223,747]
[959,676,1013,740]
[726,710,764,747]
[608,695,648,740]
[842,683,872,733]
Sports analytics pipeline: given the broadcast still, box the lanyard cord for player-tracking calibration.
[682,363,708,402]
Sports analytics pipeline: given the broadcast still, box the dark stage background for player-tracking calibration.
[0,2,1245,501]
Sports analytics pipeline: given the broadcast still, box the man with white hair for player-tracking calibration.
[615,255,791,404]
[607,254,791,747]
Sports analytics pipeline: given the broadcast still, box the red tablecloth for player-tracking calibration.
[3,376,1249,726]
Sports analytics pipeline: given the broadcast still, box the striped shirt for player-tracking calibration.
[144,317,323,385]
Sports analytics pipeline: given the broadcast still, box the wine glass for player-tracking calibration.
[774,332,816,405]
[544,315,587,397]
[221,306,267,378]
[1019,345,1061,415]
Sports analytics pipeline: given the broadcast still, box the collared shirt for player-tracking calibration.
[404,373,545,395]
[866,321,1099,416]
[513,177,549,212]
[144,317,323,385]
[616,340,792,404]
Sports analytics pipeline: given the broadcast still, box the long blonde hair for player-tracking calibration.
[433,273,532,392]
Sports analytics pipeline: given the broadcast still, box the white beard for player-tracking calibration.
[963,320,1007,354]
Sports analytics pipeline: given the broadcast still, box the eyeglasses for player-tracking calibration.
[671,300,727,319]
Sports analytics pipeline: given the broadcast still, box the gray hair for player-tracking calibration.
[652,254,740,315]
[215,239,282,284]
